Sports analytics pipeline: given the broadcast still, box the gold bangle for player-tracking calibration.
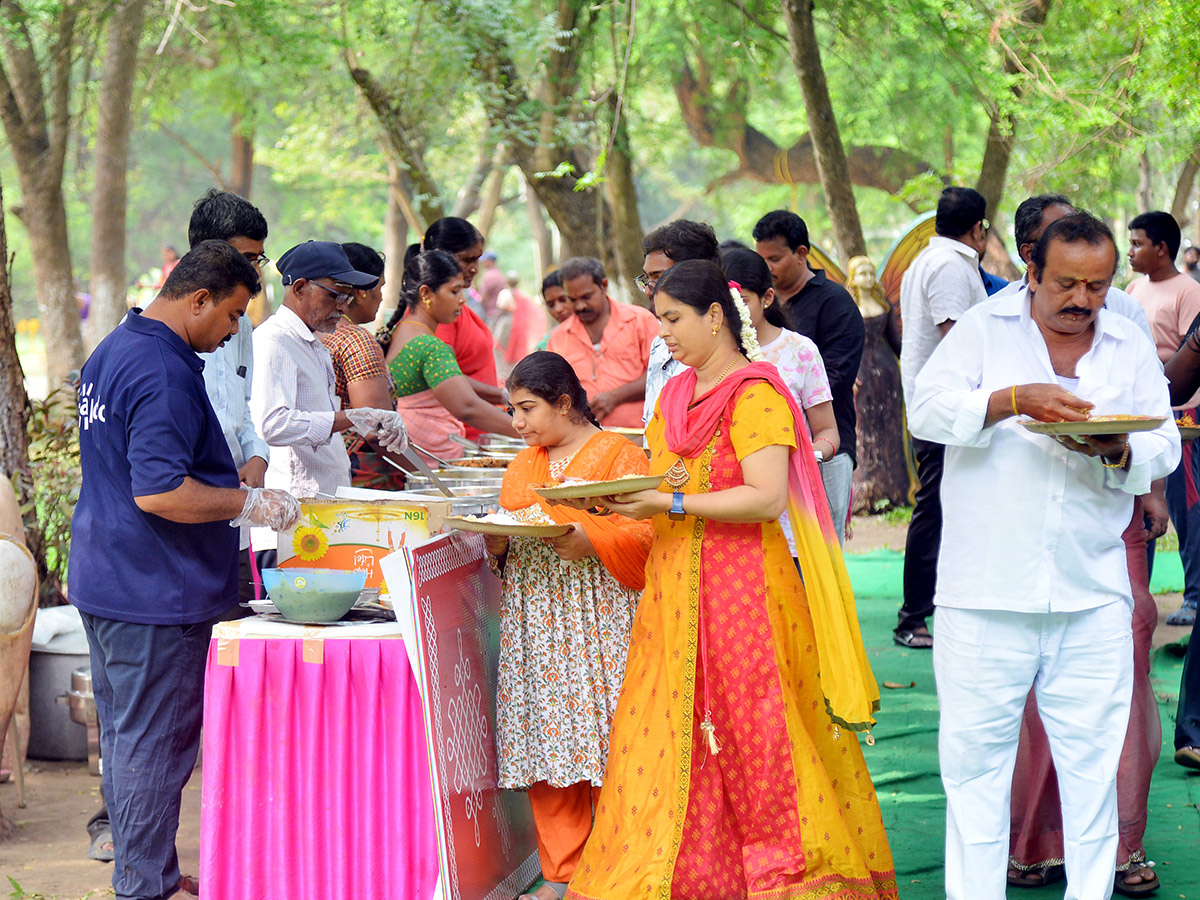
[1011,385,1019,416]
[1101,442,1131,469]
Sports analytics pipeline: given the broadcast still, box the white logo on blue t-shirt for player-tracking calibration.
[78,382,106,430]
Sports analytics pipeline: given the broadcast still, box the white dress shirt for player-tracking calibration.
[899,235,988,404]
[643,335,685,425]
[249,304,351,551]
[200,314,269,551]
[909,291,1180,614]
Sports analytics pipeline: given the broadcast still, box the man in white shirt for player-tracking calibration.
[250,241,408,567]
[895,187,990,649]
[909,212,1180,900]
[189,189,272,612]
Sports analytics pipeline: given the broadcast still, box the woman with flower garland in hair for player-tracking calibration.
[484,351,652,900]
[564,260,897,900]
[379,249,517,461]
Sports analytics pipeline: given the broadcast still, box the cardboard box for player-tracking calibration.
[275,498,453,591]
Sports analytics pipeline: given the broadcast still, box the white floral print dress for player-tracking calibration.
[492,454,640,789]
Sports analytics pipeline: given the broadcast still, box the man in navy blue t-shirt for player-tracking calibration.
[69,240,301,900]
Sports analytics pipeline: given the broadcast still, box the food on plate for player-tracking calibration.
[463,511,526,526]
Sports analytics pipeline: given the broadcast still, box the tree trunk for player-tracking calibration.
[451,139,496,219]
[1137,151,1153,215]
[0,174,29,481]
[15,176,81,385]
[523,172,553,278]
[229,113,254,198]
[0,1,87,384]
[347,62,445,227]
[476,158,507,241]
[780,0,867,262]
[1170,144,1200,226]
[852,315,910,511]
[87,0,150,352]
[974,0,1053,219]
[673,60,940,202]
[379,163,408,327]
[604,103,645,305]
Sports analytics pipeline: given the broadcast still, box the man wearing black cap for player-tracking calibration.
[249,241,409,568]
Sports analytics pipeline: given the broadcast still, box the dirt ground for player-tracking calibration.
[0,515,1192,900]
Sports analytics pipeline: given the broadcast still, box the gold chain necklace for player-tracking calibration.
[403,316,435,334]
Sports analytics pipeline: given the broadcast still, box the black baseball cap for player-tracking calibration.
[276,240,379,288]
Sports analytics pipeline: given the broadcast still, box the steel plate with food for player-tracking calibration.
[1019,414,1167,436]
[1176,413,1200,440]
[446,513,570,537]
[534,474,665,501]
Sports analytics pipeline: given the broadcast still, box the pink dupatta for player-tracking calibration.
[659,362,881,733]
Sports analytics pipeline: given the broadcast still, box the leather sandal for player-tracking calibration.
[893,629,933,649]
[1114,864,1160,897]
[1007,864,1064,887]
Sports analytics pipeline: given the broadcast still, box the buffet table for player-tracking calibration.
[198,617,438,900]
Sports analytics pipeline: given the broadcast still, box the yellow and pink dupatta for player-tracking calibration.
[659,362,881,733]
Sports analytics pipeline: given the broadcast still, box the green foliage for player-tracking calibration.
[13,384,80,606]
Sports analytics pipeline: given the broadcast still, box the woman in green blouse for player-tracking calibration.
[379,249,518,461]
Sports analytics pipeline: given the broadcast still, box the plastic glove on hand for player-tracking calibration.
[230,488,302,531]
[345,407,409,454]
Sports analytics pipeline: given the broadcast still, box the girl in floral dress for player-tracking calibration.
[483,352,653,900]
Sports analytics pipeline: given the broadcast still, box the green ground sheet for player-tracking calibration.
[847,549,1200,898]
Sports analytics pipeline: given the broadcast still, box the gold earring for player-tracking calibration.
[711,323,720,335]
[423,298,433,309]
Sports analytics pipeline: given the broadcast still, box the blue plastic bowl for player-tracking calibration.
[259,568,367,623]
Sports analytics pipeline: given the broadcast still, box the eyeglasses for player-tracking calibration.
[243,253,270,267]
[980,219,991,235]
[635,273,659,292]
[306,280,353,304]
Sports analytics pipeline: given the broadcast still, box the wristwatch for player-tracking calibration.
[667,491,686,521]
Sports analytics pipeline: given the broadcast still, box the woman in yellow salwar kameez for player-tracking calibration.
[564,261,897,900]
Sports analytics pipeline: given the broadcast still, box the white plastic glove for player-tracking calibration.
[345,407,410,454]
[230,487,302,531]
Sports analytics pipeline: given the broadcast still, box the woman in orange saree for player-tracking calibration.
[485,352,654,900]
[566,261,897,900]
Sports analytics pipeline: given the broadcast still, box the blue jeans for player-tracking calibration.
[1164,438,1200,610]
[819,452,853,546]
[80,612,213,900]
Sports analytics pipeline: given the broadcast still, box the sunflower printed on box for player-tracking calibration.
[276,498,451,590]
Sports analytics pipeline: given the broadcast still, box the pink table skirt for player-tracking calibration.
[200,622,438,900]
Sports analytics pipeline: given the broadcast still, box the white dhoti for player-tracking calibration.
[934,602,1133,900]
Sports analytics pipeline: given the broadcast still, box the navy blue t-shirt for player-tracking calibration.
[69,310,240,624]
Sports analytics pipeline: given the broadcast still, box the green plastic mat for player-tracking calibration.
[844,550,1200,898]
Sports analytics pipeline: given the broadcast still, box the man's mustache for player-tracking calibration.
[1059,306,1092,316]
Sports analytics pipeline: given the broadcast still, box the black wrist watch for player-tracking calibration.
[667,491,686,521]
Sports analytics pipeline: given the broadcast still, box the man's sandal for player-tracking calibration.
[88,828,114,862]
[1007,864,1064,887]
[893,629,933,649]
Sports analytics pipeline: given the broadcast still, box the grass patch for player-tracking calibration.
[870,501,913,525]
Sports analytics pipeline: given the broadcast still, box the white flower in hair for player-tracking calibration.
[728,283,765,362]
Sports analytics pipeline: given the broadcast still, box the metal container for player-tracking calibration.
[29,649,89,761]
[57,666,100,775]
